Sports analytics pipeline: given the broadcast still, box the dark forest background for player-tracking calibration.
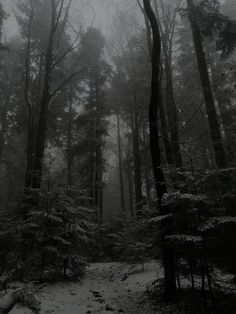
[0,0,236,313]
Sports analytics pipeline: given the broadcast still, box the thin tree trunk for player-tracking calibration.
[98,136,103,216]
[131,108,143,218]
[117,112,126,212]
[127,168,134,216]
[89,140,95,206]
[159,86,175,166]
[0,109,7,162]
[23,1,34,190]
[187,0,227,168]
[95,83,103,218]
[152,0,182,169]
[210,62,235,161]
[142,121,152,200]
[67,94,73,187]
[163,53,183,168]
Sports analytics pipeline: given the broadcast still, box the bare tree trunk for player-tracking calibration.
[23,1,34,190]
[152,0,182,169]
[138,1,174,166]
[31,0,56,189]
[95,83,103,218]
[187,0,227,168]
[159,86,175,166]
[126,167,134,216]
[117,112,126,212]
[142,121,152,200]
[89,140,95,206]
[163,54,183,168]
[67,93,73,187]
[0,108,7,162]
[210,62,235,161]
[143,0,177,301]
[131,107,143,218]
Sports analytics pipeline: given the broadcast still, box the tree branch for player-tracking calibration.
[50,66,87,100]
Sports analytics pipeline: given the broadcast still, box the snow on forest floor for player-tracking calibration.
[10,261,167,314]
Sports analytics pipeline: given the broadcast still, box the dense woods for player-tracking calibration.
[0,0,236,313]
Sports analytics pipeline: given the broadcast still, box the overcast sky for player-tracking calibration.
[1,0,136,40]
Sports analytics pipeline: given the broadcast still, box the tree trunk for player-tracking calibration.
[89,135,95,207]
[163,52,183,168]
[143,0,177,302]
[31,0,56,189]
[117,112,126,212]
[159,86,175,166]
[95,83,103,218]
[140,5,174,167]
[142,121,152,201]
[127,167,134,216]
[24,51,44,191]
[131,107,143,218]
[209,61,235,161]
[24,111,34,190]
[187,0,227,168]
[152,0,182,169]
[0,108,7,162]
[67,94,73,187]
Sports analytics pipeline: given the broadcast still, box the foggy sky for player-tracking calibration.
[2,0,136,40]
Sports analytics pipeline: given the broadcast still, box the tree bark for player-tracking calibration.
[153,0,182,169]
[143,0,177,301]
[142,121,152,201]
[158,86,175,166]
[187,0,227,168]
[163,52,183,168]
[117,112,126,212]
[67,93,73,187]
[131,105,143,218]
[95,82,103,218]
[139,3,174,166]
[31,0,56,189]
[0,108,7,162]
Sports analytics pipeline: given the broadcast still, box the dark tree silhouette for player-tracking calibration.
[143,0,177,302]
[187,0,227,168]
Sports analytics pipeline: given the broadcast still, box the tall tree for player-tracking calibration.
[73,27,110,218]
[0,3,7,162]
[143,0,177,301]
[116,111,126,212]
[187,0,227,168]
[154,0,183,169]
[137,0,174,167]
[16,0,86,194]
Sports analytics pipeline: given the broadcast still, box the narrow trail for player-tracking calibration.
[11,262,163,314]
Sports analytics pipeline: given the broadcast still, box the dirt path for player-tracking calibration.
[11,262,163,314]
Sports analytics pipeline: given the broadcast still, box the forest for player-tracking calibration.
[0,0,236,313]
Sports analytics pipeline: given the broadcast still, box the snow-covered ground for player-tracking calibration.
[11,261,163,314]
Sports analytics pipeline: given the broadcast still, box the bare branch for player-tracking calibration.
[52,8,95,69]
[54,0,65,32]
[53,25,82,68]
[50,66,87,100]
[56,0,73,48]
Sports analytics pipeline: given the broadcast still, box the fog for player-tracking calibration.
[0,1,236,313]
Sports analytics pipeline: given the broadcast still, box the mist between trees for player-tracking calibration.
[0,1,236,313]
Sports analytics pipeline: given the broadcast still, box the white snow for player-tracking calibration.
[10,261,163,314]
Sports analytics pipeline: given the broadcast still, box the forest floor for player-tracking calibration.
[9,261,180,314]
